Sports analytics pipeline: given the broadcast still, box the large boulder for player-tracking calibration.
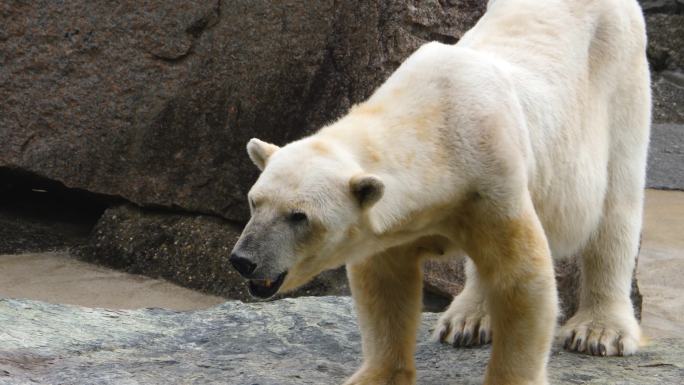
[0,0,486,222]
[0,296,681,385]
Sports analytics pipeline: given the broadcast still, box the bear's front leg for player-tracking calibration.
[467,200,558,385]
[344,246,423,385]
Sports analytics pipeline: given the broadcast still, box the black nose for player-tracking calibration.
[230,253,257,277]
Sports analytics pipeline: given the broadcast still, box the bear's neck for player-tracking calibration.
[319,99,453,176]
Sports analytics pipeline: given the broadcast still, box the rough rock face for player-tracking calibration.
[640,0,684,13]
[642,1,684,123]
[423,259,466,299]
[0,297,681,385]
[76,204,349,301]
[647,124,684,190]
[0,0,486,222]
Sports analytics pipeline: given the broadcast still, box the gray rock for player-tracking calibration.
[0,209,87,255]
[647,124,684,190]
[652,74,684,124]
[646,13,684,123]
[0,296,681,385]
[638,0,684,14]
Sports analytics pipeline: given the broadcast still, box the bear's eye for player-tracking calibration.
[287,211,308,223]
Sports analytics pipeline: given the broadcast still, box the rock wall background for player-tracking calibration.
[1,0,680,313]
[0,0,485,222]
[644,0,684,123]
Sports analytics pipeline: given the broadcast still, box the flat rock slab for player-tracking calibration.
[0,297,681,385]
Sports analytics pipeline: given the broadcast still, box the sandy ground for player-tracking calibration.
[0,252,224,310]
[0,189,681,337]
[638,189,684,339]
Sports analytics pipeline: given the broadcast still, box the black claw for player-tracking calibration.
[574,338,583,352]
[439,328,448,342]
[471,323,481,345]
[598,343,607,356]
[479,330,487,345]
[463,332,472,347]
[564,331,576,351]
[589,343,597,356]
[452,332,462,347]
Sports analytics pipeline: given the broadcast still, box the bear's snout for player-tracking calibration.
[229,247,288,299]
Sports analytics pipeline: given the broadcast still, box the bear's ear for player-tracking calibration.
[350,174,384,209]
[247,138,280,171]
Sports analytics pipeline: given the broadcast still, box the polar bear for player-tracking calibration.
[229,0,651,384]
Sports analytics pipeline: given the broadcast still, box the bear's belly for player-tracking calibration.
[528,142,609,259]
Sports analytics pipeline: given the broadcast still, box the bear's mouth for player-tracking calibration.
[248,271,287,299]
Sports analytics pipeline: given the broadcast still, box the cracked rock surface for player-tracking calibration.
[0,296,681,385]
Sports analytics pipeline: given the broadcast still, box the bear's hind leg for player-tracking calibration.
[344,246,422,385]
[560,53,650,357]
[559,177,646,356]
[559,193,644,356]
[432,258,492,347]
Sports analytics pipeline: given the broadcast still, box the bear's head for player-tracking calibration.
[230,137,385,299]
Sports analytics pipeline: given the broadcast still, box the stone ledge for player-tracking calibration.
[0,297,681,384]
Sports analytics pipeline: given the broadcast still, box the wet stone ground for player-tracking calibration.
[0,297,681,385]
